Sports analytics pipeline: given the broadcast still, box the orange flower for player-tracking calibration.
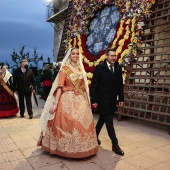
[137,43,142,48]
[133,50,137,56]
[151,0,155,4]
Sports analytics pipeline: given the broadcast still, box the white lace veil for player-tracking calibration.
[3,71,12,83]
[0,66,12,83]
[40,47,90,135]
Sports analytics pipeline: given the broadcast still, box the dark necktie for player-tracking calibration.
[109,65,114,73]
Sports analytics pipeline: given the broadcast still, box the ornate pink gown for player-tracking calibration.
[38,66,98,158]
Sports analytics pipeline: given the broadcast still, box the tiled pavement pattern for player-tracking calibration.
[0,96,170,170]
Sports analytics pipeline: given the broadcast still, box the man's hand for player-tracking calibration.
[119,102,124,106]
[92,103,98,108]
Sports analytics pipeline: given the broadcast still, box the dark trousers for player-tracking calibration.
[18,93,33,116]
[96,114,118,146]
[43,86,51,101]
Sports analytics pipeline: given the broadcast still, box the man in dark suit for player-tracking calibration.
[90,48,124,156]
[13,59,35,119]
[40,64,52,101]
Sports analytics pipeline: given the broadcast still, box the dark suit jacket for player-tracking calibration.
[13,67,35,95]
[90,59,124,115]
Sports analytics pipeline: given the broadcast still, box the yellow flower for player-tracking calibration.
[132,17,136,24]
[118,58,123,64]
[122,9,125,13]
[116,46,122,54]
[88,80,91,85]
[79,48,83,54]
[87,60,90,64]
[126,1,131,8]
[133,38,138,43]
[131,25,135,32]
[94,61,99,66]
[126,19,131,25]
[77,34,82,47]
[87,72,93,79]
[84,58,88,63]
[152,0,155,4]
[126,25,130,31]
[94,63,97,66]
[135,31,140,36]
[117,29,123,36]
[123,73,127,82]
[124,34,129,40]
[74,38,77,47]
[128,45,132,50]
[112,38,117,47]
[120,19,125,25]
[131,35,135,42]
[121,49,129,58]
[101,55,105,60]
[119,39,125,46]
[89,62,94,67]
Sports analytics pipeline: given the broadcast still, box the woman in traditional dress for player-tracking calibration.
[38,48,98,158]
[0,64,18,117]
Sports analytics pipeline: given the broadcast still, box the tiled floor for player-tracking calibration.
[0,96,169,170]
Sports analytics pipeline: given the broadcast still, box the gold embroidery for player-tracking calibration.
[69,73,77,82]
[62,66,85,96]
[61,91,93,129]
[0,75,14,98]
[41,129,57,150]
[42,127,98,153]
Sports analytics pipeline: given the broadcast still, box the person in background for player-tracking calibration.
[52,62,61,81]
[0,64,18,117]
[40,64,52,101]
[38,47,98,158]
[90,48,124,156]
[13,59,35,119]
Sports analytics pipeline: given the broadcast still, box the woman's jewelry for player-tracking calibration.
[70,62,78,68]
[53,101,58,105]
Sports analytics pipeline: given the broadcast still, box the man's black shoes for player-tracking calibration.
[20,115,33,119]
[112,145,124,156]
[97,138,124,156]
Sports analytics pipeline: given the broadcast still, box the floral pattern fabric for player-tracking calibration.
[86,6,120,55]
[61,91,93,129]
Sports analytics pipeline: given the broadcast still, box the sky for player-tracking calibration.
[0,0,54,69]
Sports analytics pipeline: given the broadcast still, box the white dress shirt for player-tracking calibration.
[106,61,114,72]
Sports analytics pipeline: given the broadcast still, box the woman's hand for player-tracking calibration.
[49,104,58,114]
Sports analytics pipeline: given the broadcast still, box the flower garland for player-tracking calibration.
[66,0,155,83]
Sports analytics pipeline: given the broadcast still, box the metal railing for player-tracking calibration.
[46,3,59,21]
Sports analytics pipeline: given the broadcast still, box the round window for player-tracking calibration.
[86,6,120,55]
